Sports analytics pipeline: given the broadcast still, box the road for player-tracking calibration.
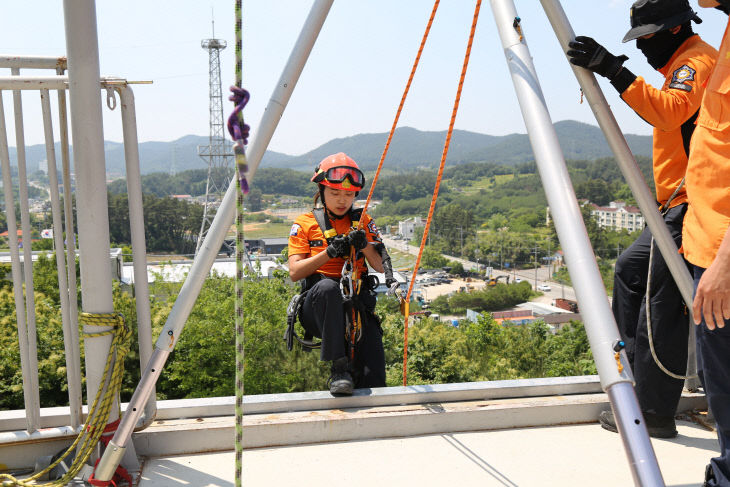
[381,236,578,304]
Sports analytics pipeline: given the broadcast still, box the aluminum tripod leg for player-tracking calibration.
[539,0,698,391]
[490,1,664,485]
[93,0,335,480]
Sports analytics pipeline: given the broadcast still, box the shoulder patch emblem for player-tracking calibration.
[668,65,695,92]
[290,223,301,237]
[367,220,383,243]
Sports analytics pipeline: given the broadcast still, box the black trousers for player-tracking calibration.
[611,203,691,417]
[300,277,386,388]
[694,266,730,487]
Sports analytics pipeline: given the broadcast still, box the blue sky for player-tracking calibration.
[2,1,728,156]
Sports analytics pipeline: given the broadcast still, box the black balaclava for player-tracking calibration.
[636,22,694,70]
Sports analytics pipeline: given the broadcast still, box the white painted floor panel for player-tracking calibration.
[139,420,718,486]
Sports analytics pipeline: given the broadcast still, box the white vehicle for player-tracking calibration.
[514,277,523,283]
[537,283,551,292]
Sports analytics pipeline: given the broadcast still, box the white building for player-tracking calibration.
[590,201,645,232]
[398,217,424,239]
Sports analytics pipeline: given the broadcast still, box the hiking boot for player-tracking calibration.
[328,357,354,396]
[598,410,678,438]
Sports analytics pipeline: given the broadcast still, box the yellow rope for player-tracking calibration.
[1,312,130,486]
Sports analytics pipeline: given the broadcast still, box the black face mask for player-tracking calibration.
[636,26,693,70]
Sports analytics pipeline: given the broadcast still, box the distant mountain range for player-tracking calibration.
[9,120,651,177]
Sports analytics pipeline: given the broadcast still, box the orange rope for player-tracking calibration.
[358,0,440,224]
[402,0,482,386]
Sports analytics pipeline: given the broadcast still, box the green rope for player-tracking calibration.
[234,1,245,486]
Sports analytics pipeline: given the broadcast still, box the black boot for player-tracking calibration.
[598,410,677,438]
[704,463,716,487]
[328,357,354,396]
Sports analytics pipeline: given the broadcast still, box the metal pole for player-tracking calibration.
[0,92,40,433]
[490,2,664,486]
[40,89,83,429]
[0,56,67,70]
[56,67,83,427]
[118,85,157,423]
[539,0,698,390]
[11,67,41,431]
[63,0,117,421]
[94,0,335,479]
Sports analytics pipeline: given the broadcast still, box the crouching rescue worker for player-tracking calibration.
[567,0,717,437]
[287,152,391,396]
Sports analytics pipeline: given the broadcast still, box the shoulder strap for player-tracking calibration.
[349,207,363,229]
[312,207,338,244]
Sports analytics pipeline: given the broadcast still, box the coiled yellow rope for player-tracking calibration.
[0,312,130,486]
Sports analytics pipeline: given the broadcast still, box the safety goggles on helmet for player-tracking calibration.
[312,165,365,188]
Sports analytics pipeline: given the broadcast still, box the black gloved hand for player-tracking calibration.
[325,234,350,258]
[567,36,628,80]
[348,229,368,251]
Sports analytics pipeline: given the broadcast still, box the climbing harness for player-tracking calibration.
[0,313,131,487]
[284,207,373,357]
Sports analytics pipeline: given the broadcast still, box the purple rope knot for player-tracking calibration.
[228,86,251,193]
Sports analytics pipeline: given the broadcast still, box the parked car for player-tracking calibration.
[514,277,523,283]
[537,284,551,292]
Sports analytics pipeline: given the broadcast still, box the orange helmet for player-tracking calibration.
[311,152,365,191]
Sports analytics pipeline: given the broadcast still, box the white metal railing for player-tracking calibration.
[0,57,155,436]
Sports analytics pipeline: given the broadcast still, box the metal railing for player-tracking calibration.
[0,57,155,437]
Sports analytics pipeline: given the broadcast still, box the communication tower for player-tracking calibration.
[196,20,234,255]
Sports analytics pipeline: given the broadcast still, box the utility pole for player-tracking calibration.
[196,18,234,255]
[534,243,539,290]
[459,226,464,257]
[547,238,552,279]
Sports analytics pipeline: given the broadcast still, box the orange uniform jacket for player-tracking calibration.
[620,35,717,208]
[288,209,383,278]
[683,18,730,269]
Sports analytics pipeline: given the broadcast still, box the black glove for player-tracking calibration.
[325,234,350,258]
[348,229,368,251]
[567,36,628,80]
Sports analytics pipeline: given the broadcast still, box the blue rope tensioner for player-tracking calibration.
[227,86,251,193]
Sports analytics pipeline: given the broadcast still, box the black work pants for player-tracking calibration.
[694,266,730,487]
[611,203,690,417]
[300,277,386,388]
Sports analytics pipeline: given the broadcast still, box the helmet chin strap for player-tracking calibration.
[325,204,350,220]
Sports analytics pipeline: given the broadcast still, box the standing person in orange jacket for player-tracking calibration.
[288,153,388,396]
[683,1,730,485]
[568,0,717,438]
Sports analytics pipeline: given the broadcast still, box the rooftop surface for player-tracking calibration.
[139,420,717,486]
[1,378,714,486]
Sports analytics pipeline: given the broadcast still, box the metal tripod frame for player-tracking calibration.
[96,2,685,484]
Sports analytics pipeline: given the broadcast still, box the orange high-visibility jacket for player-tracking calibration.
[683,18,730,269]
[288,210,382,278]
[620,35,717,208]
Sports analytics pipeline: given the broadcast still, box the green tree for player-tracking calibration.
[246,188,263,212]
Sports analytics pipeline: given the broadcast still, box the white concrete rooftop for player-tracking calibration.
[1,377,716,486]
[140,421,718,486]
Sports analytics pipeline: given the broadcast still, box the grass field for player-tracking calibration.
[460,174,515,195]
[236,222,293,239]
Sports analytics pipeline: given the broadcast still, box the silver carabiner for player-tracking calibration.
[340,260,354,298]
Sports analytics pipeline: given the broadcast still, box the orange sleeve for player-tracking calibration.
[287,216,312,257]
[362,213,383,246]
[620,59,712,131]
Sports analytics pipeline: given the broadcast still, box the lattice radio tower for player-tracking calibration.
[196,19,234,255]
